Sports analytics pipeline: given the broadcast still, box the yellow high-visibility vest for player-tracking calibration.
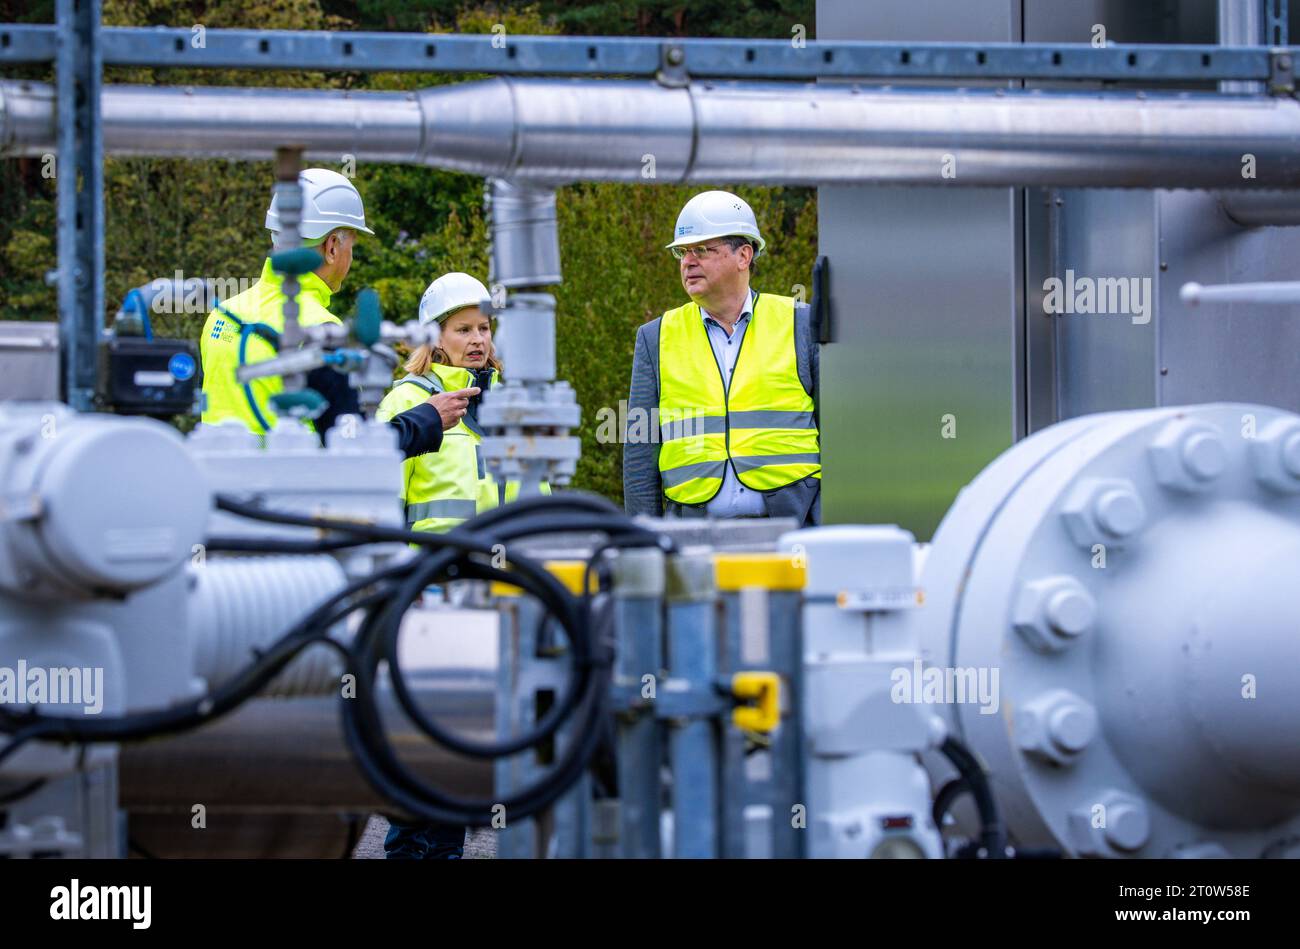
[657,293,820,505]
[199,257,342,434]
[375,364,547,533]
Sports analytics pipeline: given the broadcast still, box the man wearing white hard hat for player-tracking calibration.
[623,190,821,524]
[199,169,461,454]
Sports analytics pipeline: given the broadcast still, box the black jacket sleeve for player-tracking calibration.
[308,366,442,459]
[387,402,445,459]
[306,366,360,441]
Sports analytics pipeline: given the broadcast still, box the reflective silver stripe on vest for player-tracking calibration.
[398,374,441,393]
[660,415,725,442]
[406,498,477,524]
[731,453,821,473]
[728,410,816,430]
[660,460,727,488]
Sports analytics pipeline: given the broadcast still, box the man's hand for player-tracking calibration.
[426,387,480,430]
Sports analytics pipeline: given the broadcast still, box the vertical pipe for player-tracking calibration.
[718,590,750,858]
[55,0,103,411]
[486,179,562,289]
[496,569,600,858]
[715,552,811,858]
[1219,0,1265,93]
[481,178,575,496]
[494,592,536,858]
[547,605,593,858]
[766,588,805,859]
[272,147,307,394]
[665,552,719,859]
[612,547,664,858]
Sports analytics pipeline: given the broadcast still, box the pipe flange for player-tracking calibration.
[918,403,1300,858]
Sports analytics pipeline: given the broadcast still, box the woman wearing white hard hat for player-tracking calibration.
[372,272,491,861]
[373,272,546,859]
[375,272,516,534]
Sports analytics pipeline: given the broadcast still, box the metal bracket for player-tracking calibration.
[1269,47,1295,95]
[657,42,689,88]
[811,254,831,345]
[654,680,728,720]
[1267,0,1290,47]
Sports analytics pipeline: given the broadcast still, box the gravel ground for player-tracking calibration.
[352,815,498,859]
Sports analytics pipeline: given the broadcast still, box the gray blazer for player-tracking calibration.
[622,295,821,525]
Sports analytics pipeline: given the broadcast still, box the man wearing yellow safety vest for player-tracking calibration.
[199,169,466,456]
[623,191,821,525]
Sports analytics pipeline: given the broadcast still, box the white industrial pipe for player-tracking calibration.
[4,77,1300,188]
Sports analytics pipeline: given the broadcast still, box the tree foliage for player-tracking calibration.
[0,0,817,502]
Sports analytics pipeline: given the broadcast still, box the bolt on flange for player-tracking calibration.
[1016,688,1097,765]
[1060,477,1147,548]
[1148,418,1228,493]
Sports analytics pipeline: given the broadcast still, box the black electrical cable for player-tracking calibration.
[0,726,46,769]
[204,535,373,554]
[0,776,46,807]
[332,500,649,823]
[336,575,615,823]
[335,579,603,816]
[213,494,493,554]
[932,776,970,828]
[0,491,668,827]
[349,545,627,816]
[377,551,589,758]
[0,569,400,748]
[938,735,1007,859]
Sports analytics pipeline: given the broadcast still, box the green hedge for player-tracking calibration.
[0,0,818,504]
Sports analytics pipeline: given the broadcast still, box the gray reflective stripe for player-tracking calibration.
[398,374,441,393]
[461,409,484,438]
[475,443,485,479]
[660,460,727,488]
[728,410,816,430]
[660,415,725,442]
[406,498,477,523]
[731,453,821,473]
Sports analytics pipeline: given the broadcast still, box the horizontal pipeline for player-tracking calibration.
[4,77,1300,188]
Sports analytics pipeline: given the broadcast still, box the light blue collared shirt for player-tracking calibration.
[699,290,766,518]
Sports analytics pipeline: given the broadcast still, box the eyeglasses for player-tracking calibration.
[670,241,732,261]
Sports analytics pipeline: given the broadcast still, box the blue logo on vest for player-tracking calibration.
[168,352,196,382]
[211,318,226,340]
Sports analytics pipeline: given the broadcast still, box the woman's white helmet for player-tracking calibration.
[419,272,491,325]
[665,190,766,258]
[265,168,375,240]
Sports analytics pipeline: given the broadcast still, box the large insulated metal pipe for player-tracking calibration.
[118,675,495,857]
[5,77,1300,188]
[916,403,1300,858]
[1219,190,1300,226]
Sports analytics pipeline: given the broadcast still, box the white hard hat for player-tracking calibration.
[419,272,491,326]
[265,168,375,240]
[665,190,766,258]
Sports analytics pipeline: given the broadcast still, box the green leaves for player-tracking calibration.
[0,0,819,506]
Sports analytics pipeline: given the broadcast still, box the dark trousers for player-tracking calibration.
[383,819,465,859]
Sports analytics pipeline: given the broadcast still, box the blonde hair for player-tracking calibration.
[403,341,503,377]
